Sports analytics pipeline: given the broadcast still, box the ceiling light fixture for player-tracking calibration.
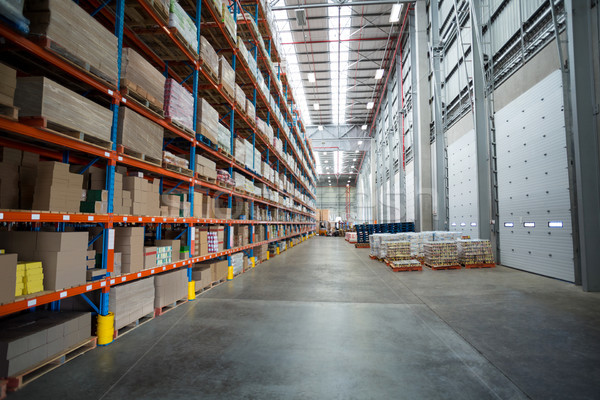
[366,102,374,110]
[358,140,363,145]
[361,125,367,130]
[389,3,402,23]
[353,158,357,161]
[318,125,323,131]
[375,69,384,80]
[313,103,320,110]
[307,73,315,83]
[355,150,359,153]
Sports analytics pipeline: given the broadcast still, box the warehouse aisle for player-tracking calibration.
[9,237,600,400]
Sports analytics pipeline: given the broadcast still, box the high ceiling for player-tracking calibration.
[315,149,365,186]
[273,0,407,185]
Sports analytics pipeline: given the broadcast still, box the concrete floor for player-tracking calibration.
[9,237,600,400]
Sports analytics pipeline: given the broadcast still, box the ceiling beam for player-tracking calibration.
[272,1,413,11]
[281,36,394,45]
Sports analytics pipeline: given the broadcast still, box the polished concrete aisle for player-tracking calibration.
[10,237,600,400]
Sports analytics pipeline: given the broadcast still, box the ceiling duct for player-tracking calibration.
[295,9,307,26]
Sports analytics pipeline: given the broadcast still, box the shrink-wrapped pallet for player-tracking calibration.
[154,269,187,309]
[199,35,218,78]
[255,118,266,137]
[235,138,246,165]
[221,3,236,39]
[235,83,246,110]
[121,47,166,108]
[236,36,249,63]
[162,151,189,169]
[25,0,118,84]
[424,241,459,267]
[217,123,231,154]
[164,78,194,131]
[168,0,198,54]
[197,97,219,144]
[457,239,495,265]
[246,98,255,122]
[218,55,235,99]
[117,107,163,162]
[15,77,112,144]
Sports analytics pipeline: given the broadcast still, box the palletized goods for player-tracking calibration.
[424,241,459,267]
[457,240,495,265]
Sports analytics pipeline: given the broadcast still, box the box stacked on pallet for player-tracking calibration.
[164,79,194,131]
[117,107,164,162]
[0,253,18,304]
[161,194,181,217]
[411,232,434,258]
[235,83,246,111]
[383,240,411,261]
[154,269,187,309]
[246,98,255,122]
[433,231,463,242]
[123,175,161,216]
[207,232,218,253]
[143,247,157,269]
[196,154,217,181]
[231,252,243,275]
[156,246,172,267]
[110,277,155,331]
[197,98,219,144]
[0,311,91,378]
[0,63,16,107]
[199,36,218,78]
[235,138,246,165]
[424,241,459,267]
[236,36,249,63]
[218,55,235,99]
[25,0,118,85]
[114,227,144,274]
[168,0,198,54]
[16,77,113,146]
[457,240,495,265]
[221,3,236,40]
[162,151,189,169]
[193,228,208,256]
[121,48,166,109]
[217,123,231,154]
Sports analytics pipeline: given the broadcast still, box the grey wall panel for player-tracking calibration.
[496,70,574,282]
[406,160,415,222]
[448,129,479,238]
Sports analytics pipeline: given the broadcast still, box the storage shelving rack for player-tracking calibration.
[0,0,317,336]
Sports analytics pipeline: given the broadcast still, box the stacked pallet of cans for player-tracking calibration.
[383,240,411,261]
[424,241,459,267]
[457,240,495,265]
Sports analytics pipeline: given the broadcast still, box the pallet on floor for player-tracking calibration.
[113,311,154,340]
[355,243,370,248]
[19,116,112,149]
[118,144,162,166]
[463,263,496,269]
[6,337,97,393]
[154,297,188,317]
[425,263,462,270]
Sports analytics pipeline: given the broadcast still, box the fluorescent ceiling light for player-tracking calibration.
[323,152,327,155]
[352,158,356,161]
[375,69,384,80]
[324,160,328,163]
[366,102,374,109]
[355,150,359,153]
[329,184,331,186]
[361,125,367,130]
[318,125,323,131]
[347,180,350,182]
[548,221,564,228]
[357,140,363,145]
[313,103,320,110]
[308,73,315,82]
[389,3,402,23]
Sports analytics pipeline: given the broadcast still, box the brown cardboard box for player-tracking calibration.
[0,63,17,106]
[0,162,19,209]
[36,232,87,253]
[155,240,180,262]
[0,254,18,304]
[211,260,229,282]
[191,264,211,289]
[34,250,86,290]
[143,247,157,269]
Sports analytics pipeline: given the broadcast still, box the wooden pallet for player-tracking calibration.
[125,0,170,28]
[425,263,462,270]
[133,27,198,62]
[463,263,496,269]
[198,59,218,83]
[163,163,194,177]
[166,118,195,137]
[31,36,117,87]
[19,116,112,149]
[154,297,188,317]
[197,174,217,184]
[120,83,164,117]
[118,144,162,166]
[217,181,234,190]
[0,104,18,121]
[6,337,97,393]
[218,148,233,160]
[113,311,154,340]
[354,243,370,248]
[389,264,422,272]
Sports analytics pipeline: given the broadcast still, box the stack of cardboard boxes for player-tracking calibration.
[155,239,180,263]
[110,277,155,330]
[0,62,16,107]
[16,262,44,295]
[143,246,157,269]
[155,246,172,267]
[0,312,91,378]
[154,269,187,309]
[0,148,39,210]
[160,194,182,217]
[0,253,18,305]
[123,175,160,216]
[193,229,208,256]
[114,227,144,274]
[191,263,211,289]
[32,161,84,213]
[233,225,249,247]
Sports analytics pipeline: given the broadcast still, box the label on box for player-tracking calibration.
[60,291,67,298]
[108,229,115,250]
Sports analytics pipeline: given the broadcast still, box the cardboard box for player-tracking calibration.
[0,254,18,304]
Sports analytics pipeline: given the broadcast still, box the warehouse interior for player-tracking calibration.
[0,0,599,399]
